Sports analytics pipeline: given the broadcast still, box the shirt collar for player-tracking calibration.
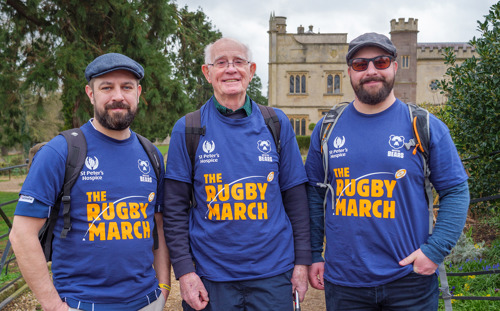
[213,95,252,116]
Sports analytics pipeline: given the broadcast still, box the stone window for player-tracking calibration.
[401,55,410,68]
[429,79,439,91]
[289,73,307,94]
[290,116,307,135]
[326,73,342,94]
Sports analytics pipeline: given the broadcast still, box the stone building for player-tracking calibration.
[268,14,477,136]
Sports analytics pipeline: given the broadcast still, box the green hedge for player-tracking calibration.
[296,135,311,151]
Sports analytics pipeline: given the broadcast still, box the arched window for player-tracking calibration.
[327,75,333,94]
[334,75,341,94]
[295,119,300,134]
[301,118,306,136]
[289,74,307,94]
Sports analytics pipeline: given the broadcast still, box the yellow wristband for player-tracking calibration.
[159,283,171,291]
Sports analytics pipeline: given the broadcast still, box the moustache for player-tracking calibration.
[105,101,130,110]
[360,77,385,85]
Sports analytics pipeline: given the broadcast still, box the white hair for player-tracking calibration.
[204,37,253,64]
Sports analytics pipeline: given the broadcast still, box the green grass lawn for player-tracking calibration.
[0,192,18,237]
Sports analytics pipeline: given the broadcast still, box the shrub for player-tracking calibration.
[295,135,311,152]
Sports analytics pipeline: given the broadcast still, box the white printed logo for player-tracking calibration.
[389,135,405,149]
[257,140,272,154]
[258,140,273,162]
[138,159,151,175]
[19,195,34,203]
[387,135,406,159]
[203,140,215,153]
[333,136,345,149]
[85,156,99,170]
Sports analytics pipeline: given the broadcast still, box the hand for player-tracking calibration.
[308,262,325,290]
[399,248,438,275]
[291,265,308,302]
[179,272,209,310]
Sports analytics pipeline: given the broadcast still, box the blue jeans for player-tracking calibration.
[324,272,439,311]
[182,269,294,311]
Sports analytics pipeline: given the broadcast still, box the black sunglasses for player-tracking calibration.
[349,56,394,72]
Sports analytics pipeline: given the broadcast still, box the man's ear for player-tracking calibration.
[249,62,257,82]
[202,64,211,83]
[85,85,94,105]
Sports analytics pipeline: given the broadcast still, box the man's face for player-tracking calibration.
[85,70,141,131]
[348,46,397,106]
[201,39,256,101]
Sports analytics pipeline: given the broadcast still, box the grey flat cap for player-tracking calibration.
[85,53,144,82]
[346,32,397,64]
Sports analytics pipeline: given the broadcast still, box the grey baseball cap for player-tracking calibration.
[85,53,144,82]
[346,32,397,64]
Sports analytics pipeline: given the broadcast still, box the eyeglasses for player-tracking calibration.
[349,56,394,72]
[208,58,250,69]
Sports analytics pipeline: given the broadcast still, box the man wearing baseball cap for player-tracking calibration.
[10,53,171,311]
[305,33,469,310]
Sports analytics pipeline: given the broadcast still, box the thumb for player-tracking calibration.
[399,250,417,266]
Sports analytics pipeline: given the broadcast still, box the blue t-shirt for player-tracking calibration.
[15,121,164,303]
[305,99,468,287]
[166,98,308,282]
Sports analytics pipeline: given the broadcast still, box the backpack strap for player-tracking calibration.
[136,133,164,250]
[404,104,433,234]
[258,104,281,154]
[185,109,205,172]
[59,128,87,239]
[318,103,349,210]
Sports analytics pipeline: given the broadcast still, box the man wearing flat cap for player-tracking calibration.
[305,33,469,310]
[10,53,170,311]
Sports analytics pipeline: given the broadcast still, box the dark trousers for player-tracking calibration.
[183,269,294,311]
[324,272,439,311]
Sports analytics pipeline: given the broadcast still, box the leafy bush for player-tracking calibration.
[295,135,311,152]
[438,4,500,207]
[445,230,485,264]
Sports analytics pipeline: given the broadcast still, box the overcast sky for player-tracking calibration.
[175,0,496,93]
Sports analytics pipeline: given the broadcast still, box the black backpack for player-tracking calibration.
[35,128,162,261]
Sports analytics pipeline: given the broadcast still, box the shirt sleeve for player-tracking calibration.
[420,180,470,264]
[275,109,308,191]
[282,183,312,265]
[163,178,195,279]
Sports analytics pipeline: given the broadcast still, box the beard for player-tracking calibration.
[94,100,137,131]
[351,75,395,106]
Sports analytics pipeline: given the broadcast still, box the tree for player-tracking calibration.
[170,5,221,109]
[2,0,192,143]
[439,2,500,204]
[247,75,268,106]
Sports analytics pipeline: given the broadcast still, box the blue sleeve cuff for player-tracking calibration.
[14,196,50,218]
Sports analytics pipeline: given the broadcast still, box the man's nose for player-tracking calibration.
[111,88,125,101]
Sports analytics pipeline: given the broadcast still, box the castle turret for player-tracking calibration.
[390,18,418,103]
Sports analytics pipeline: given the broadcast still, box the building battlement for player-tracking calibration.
[391,18,418,32]
[417,43,476,59]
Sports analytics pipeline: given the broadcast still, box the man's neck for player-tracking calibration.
[353,92,396,114]
[91,119,131,140]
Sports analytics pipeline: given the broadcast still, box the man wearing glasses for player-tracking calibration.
[164,38,311,310]
[305,33,469,310]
